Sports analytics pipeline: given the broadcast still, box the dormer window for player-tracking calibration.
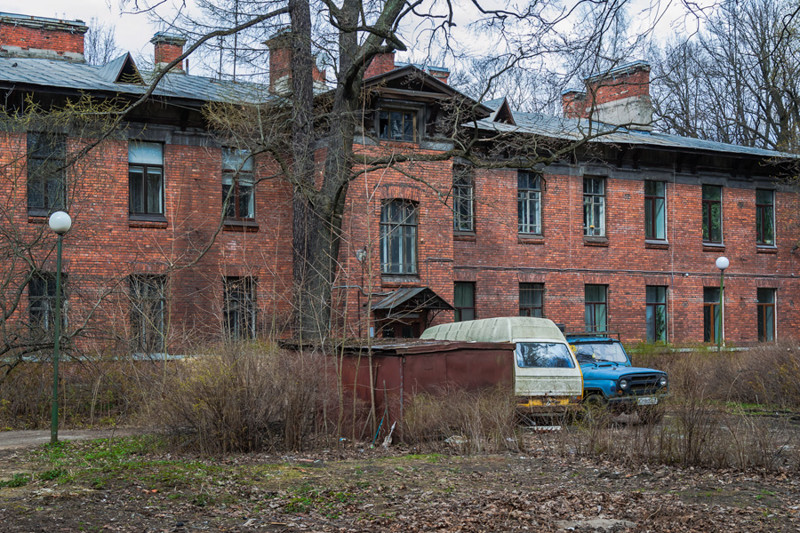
[378,108,418,142]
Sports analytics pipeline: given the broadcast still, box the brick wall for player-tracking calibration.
[0,15,87,60]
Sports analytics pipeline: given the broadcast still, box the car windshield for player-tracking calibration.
[571,342,628,364]
[516,342,575,369]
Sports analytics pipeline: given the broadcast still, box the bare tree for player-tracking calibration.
[652,0,800,152]
[84,18,122,66]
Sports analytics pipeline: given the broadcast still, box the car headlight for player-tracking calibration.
[659,375,668,388]
[618,378,629,390]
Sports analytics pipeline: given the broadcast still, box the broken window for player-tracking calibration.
[378,109,417,142]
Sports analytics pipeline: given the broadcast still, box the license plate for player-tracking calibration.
[637,396,658,406]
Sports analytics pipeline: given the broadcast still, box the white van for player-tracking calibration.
[420,317,583,411]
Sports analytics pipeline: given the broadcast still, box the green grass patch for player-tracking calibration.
[0,473,30,488]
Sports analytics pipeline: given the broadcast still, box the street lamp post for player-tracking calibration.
[715,256,729,353]
[48,211,72,444]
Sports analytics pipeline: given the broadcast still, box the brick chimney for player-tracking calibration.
[266,30,326,93]
[364,52,395,79]
[562,61,653,131]
[151,32,186,72]
[427,66,450,85]
[0,13,87,62]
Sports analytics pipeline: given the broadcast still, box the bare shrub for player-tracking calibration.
[0,359,159,429]
[157,343,335,454]
[402,386,521,453]
[633,343,800,409]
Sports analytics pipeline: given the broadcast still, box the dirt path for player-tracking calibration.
[0,428,143,450]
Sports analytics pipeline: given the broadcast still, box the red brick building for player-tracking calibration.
[0,12,797,357]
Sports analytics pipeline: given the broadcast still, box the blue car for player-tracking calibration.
[566,333,668,418]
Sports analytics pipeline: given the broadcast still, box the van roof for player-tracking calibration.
[420,317,567,343]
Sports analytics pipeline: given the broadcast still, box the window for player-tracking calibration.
[453,165,474,232]
[644,181,666,240]
[29,271,66,332]
[584,285,607,332]
[756,189,775,245]
[646,286,667,342]
[378,109,417,142]
[222,148,255,219]
[518,172,542,235]
[380,199,418,275]
[583,177,605,237]
[129,141,164,216]
[757,288,775,342]
[702,185,722,243]
[224,277,256,340]
[516,342,575,369]
[519,283,544,317]
[27,132,66,214]
[130,275,166,353]
[454,282,475,322]
[703,287,721,343]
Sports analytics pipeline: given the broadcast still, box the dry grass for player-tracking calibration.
[402,386,521,453]
[156,343,336,454]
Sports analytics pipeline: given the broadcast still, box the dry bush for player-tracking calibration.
[563,373,800,472]
[156,343,335,454]
[402,386,521,453]
[633,342,800,409]
[0,359,160,429]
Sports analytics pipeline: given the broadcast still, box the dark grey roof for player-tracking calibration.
[472,109,797,159]
[0,54,266,104]
[372,287,453,311]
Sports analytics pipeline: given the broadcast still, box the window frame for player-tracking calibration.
[755,189,775,246]
[129,274,166,354]
[128,141,165,217]
[702,185,723,244]
[452,164,474,233]
[223,276,257,340]
[377,107,420,143]
[584,284,608,332]
[583,177,606,237]
[27,131,67,215]
[703,287,721,343]
[757,288,776,342]
[645,285,668,342]
[380,199,418,275]
[518,171,542,235]
[454,282,476,322]
[644,180,666,241]
[28,271,67,333]
[222,148,255,220]
[519,283,544,317]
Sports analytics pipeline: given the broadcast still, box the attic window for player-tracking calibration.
[378,109,418,142]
